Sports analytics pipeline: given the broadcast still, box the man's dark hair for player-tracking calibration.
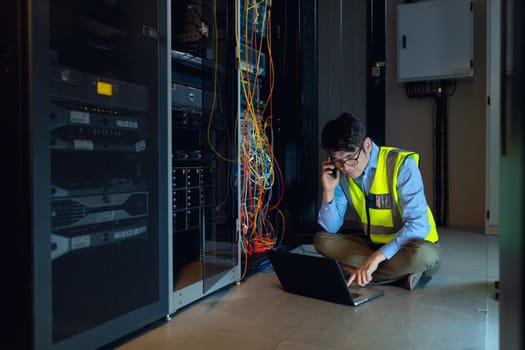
[321,112,366,152]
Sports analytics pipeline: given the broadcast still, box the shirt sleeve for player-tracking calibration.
[379,156,432,260]
[317,184,348,233]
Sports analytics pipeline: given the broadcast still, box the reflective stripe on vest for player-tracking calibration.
[343,147,439,245]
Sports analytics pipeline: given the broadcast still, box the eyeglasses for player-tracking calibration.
[330,147,362,168]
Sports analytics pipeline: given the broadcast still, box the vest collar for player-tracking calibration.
[360,141,380,182]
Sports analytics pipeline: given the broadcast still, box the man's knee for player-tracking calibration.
[411,241,441,272]
[313,230,330,253]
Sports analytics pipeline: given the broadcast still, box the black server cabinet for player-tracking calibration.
[271,0,319,243]
[3,0,169,348]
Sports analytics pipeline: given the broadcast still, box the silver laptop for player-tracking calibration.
[266,248,384,306]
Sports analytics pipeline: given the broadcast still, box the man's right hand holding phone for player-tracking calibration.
[321,158,339,203]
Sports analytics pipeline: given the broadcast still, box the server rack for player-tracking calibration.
[169,0,241,313]
[270,0,320,244]
[4,1,169,348]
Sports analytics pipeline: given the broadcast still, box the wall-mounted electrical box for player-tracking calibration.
[397,0,474,82]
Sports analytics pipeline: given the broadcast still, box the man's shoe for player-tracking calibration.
[403,271,423,291]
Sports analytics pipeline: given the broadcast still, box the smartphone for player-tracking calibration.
[328,156,337,178]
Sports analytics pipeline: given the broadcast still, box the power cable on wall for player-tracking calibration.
[405,80,456,226]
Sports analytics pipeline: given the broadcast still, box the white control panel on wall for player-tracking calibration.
[397,0,474,82]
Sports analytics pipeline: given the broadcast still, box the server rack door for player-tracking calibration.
[200,0,239,295]
[26,0,169,348]
[171,0,239,303]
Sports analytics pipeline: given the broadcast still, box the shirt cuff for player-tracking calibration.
[320,200,334,211]
[379,240,401,260]
[317,200,339,233]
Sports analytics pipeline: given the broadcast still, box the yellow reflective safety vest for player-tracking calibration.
[341,146,439,245]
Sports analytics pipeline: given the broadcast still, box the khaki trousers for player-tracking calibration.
[313,231,441,283]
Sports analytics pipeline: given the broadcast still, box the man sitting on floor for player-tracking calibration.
[314,112,441,290]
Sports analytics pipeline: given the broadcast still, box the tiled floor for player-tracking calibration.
[117,227,499,350]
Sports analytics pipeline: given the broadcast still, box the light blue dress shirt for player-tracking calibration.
[317,142,432,260]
